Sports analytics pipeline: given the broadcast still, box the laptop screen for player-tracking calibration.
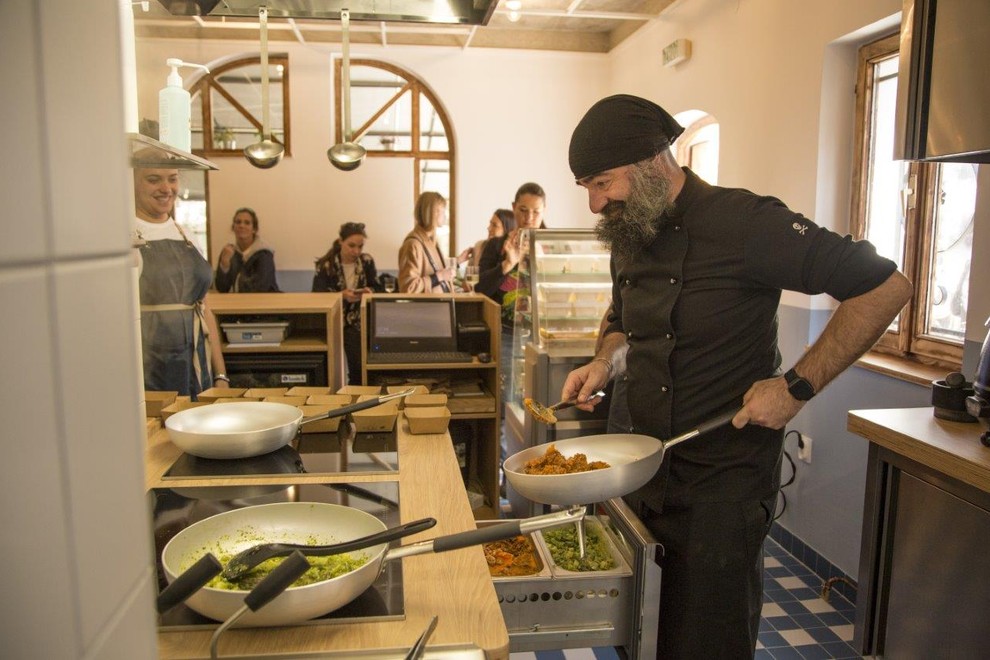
[369,297,458,353]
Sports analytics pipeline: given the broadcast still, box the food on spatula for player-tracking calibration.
[523,397,558,424]
[523,443,611,475]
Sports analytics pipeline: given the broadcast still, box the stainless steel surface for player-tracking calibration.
[165,389,415,459]
[503,434,663,506]
[489,511,645,654]
[157,0,498,26]
[129,132,219,170]
[878,472,990,656]
[243,8,284,169]
[894,0,990,162]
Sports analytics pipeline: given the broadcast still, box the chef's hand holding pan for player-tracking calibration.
[735,374,805,430]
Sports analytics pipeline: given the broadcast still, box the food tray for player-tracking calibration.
[534,517,632,578]
[485,514,634,650]
[221,320,290,344]
[476,521,551,580]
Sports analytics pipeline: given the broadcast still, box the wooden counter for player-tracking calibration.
[847,406,990,493]
[148,417,510,659]
[847,407,990,656]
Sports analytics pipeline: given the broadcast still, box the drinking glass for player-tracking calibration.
[465,265,480,289]
[383,276,396,293]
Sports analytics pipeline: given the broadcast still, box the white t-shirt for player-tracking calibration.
[343,261,358,290]
[135,217,183,242]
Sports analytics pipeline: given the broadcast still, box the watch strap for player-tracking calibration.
[784,368,816,401]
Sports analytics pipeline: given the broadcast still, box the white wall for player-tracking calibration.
[0,1,157,657]
[135,39,609,273]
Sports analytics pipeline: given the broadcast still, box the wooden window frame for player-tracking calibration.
[189,54,292,159]
[334,59,457,249]
[850,33,964,373]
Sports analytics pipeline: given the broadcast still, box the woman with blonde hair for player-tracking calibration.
[397,191,470,293]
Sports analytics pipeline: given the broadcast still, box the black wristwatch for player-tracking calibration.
[784,368,816,401]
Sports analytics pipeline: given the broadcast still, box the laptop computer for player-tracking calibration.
[366,297,472,363]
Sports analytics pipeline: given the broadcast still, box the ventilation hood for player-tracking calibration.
[157,0,498,26]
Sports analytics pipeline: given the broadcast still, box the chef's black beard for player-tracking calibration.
[594,159,674,263]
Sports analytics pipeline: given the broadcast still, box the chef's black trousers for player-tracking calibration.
[639,495,776,659]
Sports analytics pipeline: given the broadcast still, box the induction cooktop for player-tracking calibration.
[152,481,404,629]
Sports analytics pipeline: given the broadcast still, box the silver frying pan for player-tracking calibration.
[165,388,415,459]
[161,502,584,626]
[504,408,739,505]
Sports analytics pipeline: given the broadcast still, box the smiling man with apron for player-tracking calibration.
[134,167,228,398]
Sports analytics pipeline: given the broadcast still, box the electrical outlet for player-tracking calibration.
[798,436,813,464]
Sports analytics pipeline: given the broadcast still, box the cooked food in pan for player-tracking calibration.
[542,524,616,572]
[204,551,370,590]
[523,443,611,475]
[483,535,541,577]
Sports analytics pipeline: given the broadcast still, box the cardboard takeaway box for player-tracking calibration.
[404,406,451,435]
[404,393,448,408]
[352,395,399,432]
[386,384,430,408]
[197,387,247,402]
[286,386,333,397]
[337,385,383,401]
[300,394,352,433]
[160,399,210,421]
[144,391,178,418]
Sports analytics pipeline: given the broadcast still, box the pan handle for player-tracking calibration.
[157,553,222,614]
[299,387,418,426]
[662,407,741,452]
[385,506,585,561]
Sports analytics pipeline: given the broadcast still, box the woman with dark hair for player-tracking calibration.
[470,208,515,269]
[214,207,280,292]
[312,222,381,385]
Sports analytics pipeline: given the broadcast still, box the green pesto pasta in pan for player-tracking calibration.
[206,552,370,590]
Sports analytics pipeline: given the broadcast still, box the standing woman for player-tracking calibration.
[397,191,470,293]
[134,167,228,398]
[214,207,280,292]
[312,222,381,385]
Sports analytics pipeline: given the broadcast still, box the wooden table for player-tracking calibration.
[148,416,509,659]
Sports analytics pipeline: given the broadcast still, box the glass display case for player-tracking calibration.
[503,229,612,495]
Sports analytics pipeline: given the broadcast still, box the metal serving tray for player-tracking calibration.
[481,516,635,653]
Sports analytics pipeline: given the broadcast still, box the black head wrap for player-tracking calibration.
[568,94,685,180]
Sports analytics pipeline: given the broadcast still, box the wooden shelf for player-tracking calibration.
[222,334,328,352]
[360,293,502,518]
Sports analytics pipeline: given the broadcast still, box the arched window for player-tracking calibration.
[674,110,719,185]
[335,59,457,253]
[189,53,291,157]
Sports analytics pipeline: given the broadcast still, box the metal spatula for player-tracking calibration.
[221,517,436,580]
[524,390,605,425]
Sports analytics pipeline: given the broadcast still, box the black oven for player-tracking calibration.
[224,351,328,388]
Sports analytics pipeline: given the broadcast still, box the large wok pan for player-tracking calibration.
[161,501,584,626]
[166,388,414,459]
[504,409,738,505]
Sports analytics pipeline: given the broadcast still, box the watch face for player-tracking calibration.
[786,369,815,401]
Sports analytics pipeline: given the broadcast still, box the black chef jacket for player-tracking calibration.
[609,168,896,511]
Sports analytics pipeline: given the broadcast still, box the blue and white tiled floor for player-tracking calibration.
[509,536,861,660]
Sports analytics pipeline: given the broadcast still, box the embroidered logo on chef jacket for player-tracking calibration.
[792,222,808,235]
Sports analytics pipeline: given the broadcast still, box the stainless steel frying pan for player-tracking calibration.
[504,408,739,505]
[165,388,415,459]
[161,502,584,626]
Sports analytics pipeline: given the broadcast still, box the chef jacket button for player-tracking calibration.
[673,225,681,231]
[624,278,631,286]
[670,277,678,285]
[622,374,629,382]
[661,386,669,393]
[666,333,673,339]
[627,330,634,338]
[628,426,636,432]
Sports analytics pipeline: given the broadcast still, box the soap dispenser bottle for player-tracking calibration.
[158,58,210,153]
